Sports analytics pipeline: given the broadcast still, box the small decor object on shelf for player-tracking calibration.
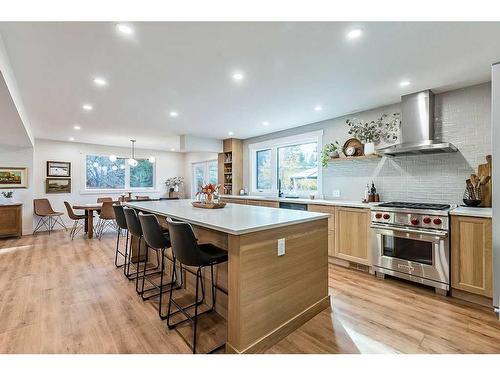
[1,191,14,203]
[0,167,28,188]
[320,141,341,167]
[46,178,71,194]
[343,138,364,157]
[165,177,184,198]
[46,161,71,177]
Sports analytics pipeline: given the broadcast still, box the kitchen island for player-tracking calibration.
[127,199,330,353]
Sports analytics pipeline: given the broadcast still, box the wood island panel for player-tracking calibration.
[227,218,330,353]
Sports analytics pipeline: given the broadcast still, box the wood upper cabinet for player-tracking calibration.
[334,206,370,265]
[451,216,492,297]
[0,204,22,238]
[308,204,335,257]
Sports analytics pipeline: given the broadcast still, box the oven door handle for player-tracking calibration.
[370,224,448,238]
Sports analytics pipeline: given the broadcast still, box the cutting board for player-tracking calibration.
[478,155,492,207]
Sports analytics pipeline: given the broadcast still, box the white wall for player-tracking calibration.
[0,146,34,235]
[33,139,185,226]
[183,152,219,198]
[243,83,492,204]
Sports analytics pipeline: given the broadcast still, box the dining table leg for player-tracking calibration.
[87,209,94,239]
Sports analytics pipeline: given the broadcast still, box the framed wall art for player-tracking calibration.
[0,167,28,189]
[47,161,71,177]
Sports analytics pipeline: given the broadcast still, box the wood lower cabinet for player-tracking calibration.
[0,204,22,238]
[247,199,279,208]
[451,216,492,298]
[334,206,370,265]
[308,204,335,257]
[220,197,247,205]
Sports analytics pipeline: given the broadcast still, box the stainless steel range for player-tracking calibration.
[371,201,453,295]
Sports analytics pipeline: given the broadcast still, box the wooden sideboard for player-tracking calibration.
[0,203,23,238]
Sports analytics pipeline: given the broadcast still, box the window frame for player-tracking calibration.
[191,159,218,197]
[81,153,157,194]
[248,130,323,197]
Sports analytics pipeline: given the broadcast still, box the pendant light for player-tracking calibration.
[128,139,138,167]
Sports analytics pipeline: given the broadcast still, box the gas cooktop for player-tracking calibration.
[377,201,451,211]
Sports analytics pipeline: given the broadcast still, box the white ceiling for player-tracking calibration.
[0,71,32,149]
[0,22,499,151]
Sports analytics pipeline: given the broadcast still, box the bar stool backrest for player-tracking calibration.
[123,207,143,237]
[166,217,206,267]
[138,213,170,249]
[113,204,127,230]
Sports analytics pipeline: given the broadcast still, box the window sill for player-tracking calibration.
[79,189,160,195]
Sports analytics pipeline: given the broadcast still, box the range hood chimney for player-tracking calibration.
[377,90,457,156]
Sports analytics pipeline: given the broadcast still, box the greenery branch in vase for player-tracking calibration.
[165,177,184,197]
[346,113,400,156]
[1,191,14,202]
[320,141,341,167]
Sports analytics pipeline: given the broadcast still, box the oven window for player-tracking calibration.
[382,236,433,265]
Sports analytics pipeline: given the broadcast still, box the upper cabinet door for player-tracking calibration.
[451,216,492,297]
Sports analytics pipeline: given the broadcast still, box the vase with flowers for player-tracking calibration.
[165,177,184,198]
[1,191,14,203]
[346,113,400,155]
[196,183,221,203]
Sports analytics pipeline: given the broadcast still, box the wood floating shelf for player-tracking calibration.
[329,154,382,162]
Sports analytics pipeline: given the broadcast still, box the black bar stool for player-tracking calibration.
[112,204,128,269]
[123,207,161,297]
[138,212,181,319]
[165,217,228,354]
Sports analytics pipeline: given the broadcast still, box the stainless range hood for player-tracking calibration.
[377,90,458,156]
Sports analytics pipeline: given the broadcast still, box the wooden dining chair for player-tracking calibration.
[96,201,117,239]
[33,199,67,235]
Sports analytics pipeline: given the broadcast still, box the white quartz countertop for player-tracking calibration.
[450,206,492,218]
[220,194,377,209]
[127,199,330,235]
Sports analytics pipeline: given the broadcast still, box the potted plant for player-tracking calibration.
[320,141,341,167]
[1,191,14,203]
[346,113,400,155]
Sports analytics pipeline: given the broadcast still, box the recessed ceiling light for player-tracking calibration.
[262,121,270,126]
[116,23,134,36]
[400,80,411,87]
[170,148,175,152]
[347,28,363,40]
[228,131,234,136]
[82,104,93,111]
[314,105,323,112]
[169,111,179,117]
[69,137,75,141]
[93,77,107,87]
[232,72,244,81]
[73,125,81,130]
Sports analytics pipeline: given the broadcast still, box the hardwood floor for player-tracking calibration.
[0,230,499,354]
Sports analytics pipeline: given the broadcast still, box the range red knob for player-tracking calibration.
[375,213,382,219]
[433,218,442,225]
[423,217,431,224]
[383,214,390,220]
[411,218,419,225]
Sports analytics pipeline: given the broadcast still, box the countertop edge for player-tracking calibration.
[450,207,492,219]
[126,202,330,235]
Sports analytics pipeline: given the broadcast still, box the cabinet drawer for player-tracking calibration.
[221,198,247,205]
